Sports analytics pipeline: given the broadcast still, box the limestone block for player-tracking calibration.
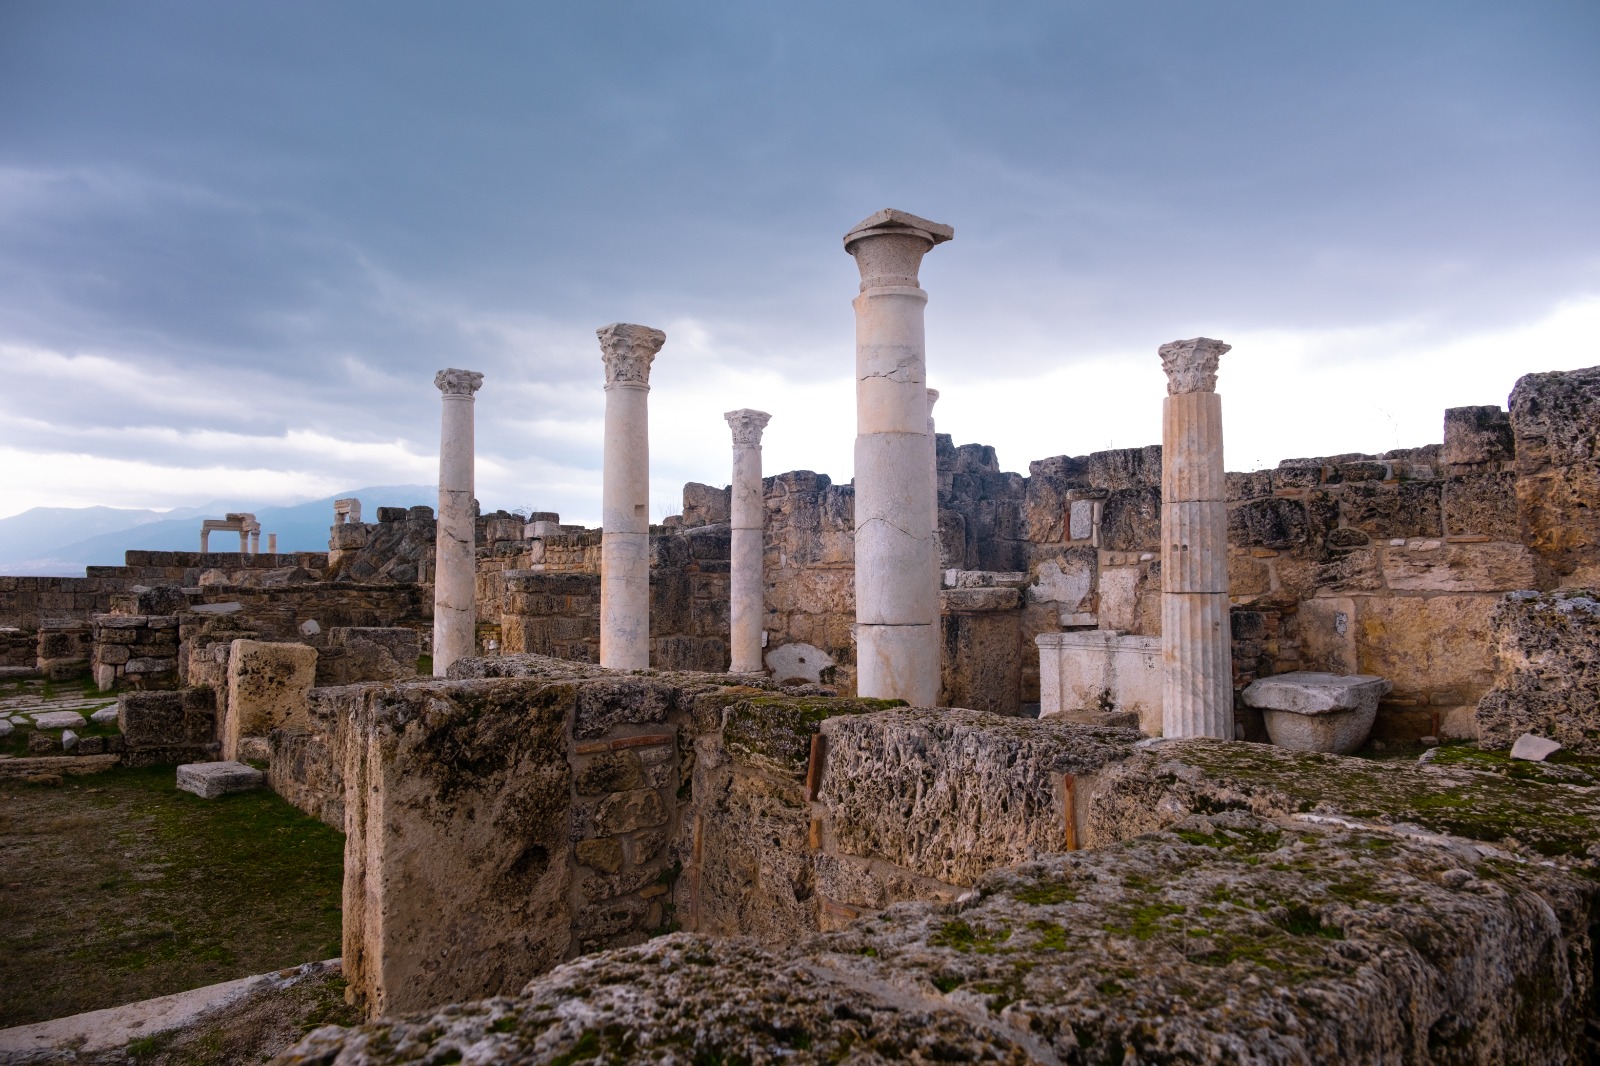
[1038,631,1161,733]
[1226,497,1310,549]
[1098,486,1161,552]
[32,710,87,730]
[1355,594,1499,704]
[1508,365,1600,472]
[818,708,1137,886]
[593,788,667,835]
[939,587,1021,612]
[764,642,835,685]
[1338,481,1444,539]
[176,760,264,798]
[1381,541,1536,593]
[324,627,420,684]
[1028,550,1095,613]
[340,677,576,1016]
[1510,733,1562,762]
[574,838,624,874]
[118,688,217,754]
[1443,471,1520,539]
[223,639,317,762]
[939,611,1022,715]
[1443,404,1515,466]
[1475,590,1600,753]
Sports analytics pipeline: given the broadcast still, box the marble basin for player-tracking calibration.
[1241,672,1392,755]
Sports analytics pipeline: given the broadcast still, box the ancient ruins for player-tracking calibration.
[2,209,1599,1063]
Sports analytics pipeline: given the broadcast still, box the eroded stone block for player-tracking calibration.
[176,760,264,799]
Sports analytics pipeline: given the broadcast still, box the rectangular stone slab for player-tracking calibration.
[1241,671,1391,714]
[176,760,264,799]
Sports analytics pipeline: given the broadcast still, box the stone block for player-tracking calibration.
[1443,405,1514,466]
[939,587,1021,612]
[1227,497,1309,549]
[1338,481,1443,539]
[1098,486,1161,552]
[763,642,835,685]
[1354,595,1499,705]
[575,837,624,874]
[1475,590,1600,753]
[32,711,87,730]
[1381,541,1536,593]
[575,751,644,796]
[1037,631,1161,733]
[176,760,265,798]
[593,788,667,835]
[1242,671,1391,755]
[1442,471,1519,539]
[819,708,1136,886]
[222,640,317,762]
[939,610,1022,715]
[119,688,218,751]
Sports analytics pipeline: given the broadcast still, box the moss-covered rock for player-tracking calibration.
[723,695,904,777]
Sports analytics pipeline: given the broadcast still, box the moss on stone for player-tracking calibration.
[722,695,904,775]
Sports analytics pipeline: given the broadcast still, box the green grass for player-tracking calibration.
[0,764,345,1028]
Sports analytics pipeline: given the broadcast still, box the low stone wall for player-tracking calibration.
[0,575,123,629]
[92,614,182,691]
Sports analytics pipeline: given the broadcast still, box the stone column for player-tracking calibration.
[238,528,249,553]
[268,533,277,554]
[844,209,953,705]
[598,323,666,671]
[1159,337,1233,739]
[926,388,941,572]
[724,408,771,674]
[432,367,484,677]
[199,527,209,552]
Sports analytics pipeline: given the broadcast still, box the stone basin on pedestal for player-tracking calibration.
[1241,672,1392,755]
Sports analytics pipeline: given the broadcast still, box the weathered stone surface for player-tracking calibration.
[1443,404,1515,466]
[340,677,576,1017]
[1442,471,1520,539]
[1510,733,1562,761]
[723,695,902,778]
[176,760,264,798]
[32,710,87,730]
[1037,631,1160,732]
[819,709,1136,885]
[1354,593,1499,707]
[1476,589,1600,753]
[1380,540,1537,592]
[118,688,217,751]
[939,587,1021,612]
[223,639,317,761]
[1338,480,1444,539]
[1243,672,1390,755]
[764,641,835,685]
[1510,366,1600,580]
[574,837,623,874]
[1227,496,1309,548]
[280,807,1597,1066]
[1085,737,1600,862]
[320,626,419,685]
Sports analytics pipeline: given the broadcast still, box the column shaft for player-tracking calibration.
[433,368,483,677]
[725,409,771,674]
[598,324,665,671]
[1159,342,1233,738]
[844,210,952,706]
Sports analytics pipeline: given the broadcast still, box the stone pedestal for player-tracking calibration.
[1159,338,1233,738]
[725,409,771,674]
[432,368,484,676]
[598,324,666,670]
[844,210,952,706]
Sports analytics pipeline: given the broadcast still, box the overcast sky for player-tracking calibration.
[1,1,1596,524]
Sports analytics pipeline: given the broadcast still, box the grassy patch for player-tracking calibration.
[0,764,345,1028]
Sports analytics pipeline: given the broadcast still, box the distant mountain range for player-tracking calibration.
[0,486,436,576]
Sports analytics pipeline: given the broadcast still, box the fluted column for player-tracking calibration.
[598,323,666,670]
[725,408,771,674]
[844,209,953,705]
[1160,337,1233,738]
[433,367,484,676]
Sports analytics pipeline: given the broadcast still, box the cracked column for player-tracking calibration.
[432,367,484,677]
[725,408,771,674]
[598,323,666,670]
[844,209,953,705]
[1159,337,1233,738]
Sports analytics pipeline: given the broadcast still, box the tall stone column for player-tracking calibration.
[598,323,666,671]
[432,367,484,677]
[926,388,941,574]
[725,408,771,674]
[844,209,953,705]
[1159,337,1233,738]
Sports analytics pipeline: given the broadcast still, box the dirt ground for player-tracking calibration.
[0,765,346,1030]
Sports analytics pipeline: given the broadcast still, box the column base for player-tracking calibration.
[855,623,940,707]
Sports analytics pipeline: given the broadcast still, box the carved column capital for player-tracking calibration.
[1159,338,1230,396]
[842,208,954,291]
[926,388,940,414]
[597,323,666,388]
[724,408,771,446]
[434,368,484,397]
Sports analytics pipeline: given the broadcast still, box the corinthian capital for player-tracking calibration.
[1159,338,1230,396]
[434,368,484,397]
[724,408,772,446]
[597,323,666,387]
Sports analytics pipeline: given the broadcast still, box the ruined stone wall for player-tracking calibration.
[0,575,124,630]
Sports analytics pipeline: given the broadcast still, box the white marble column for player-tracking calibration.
[927,388,941,575]
[432,367,484,677]
[844,209,953,705]
[725,408,771,674]
[1159,337,1233,739]
[598,323,666,671]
